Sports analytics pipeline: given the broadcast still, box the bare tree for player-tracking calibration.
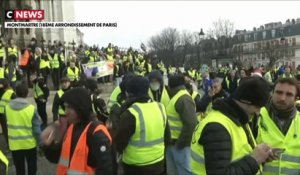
[148,27,180,65]
[207,18,235,39]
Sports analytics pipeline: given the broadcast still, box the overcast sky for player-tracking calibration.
[74,1,300,49]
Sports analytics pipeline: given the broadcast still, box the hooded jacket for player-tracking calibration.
[148,70,169,103]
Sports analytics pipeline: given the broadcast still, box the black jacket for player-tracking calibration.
[198,98,259,175]
[43,121,113,175]
[115,96,169,174]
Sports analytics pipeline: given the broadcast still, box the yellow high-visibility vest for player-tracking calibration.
[0,47,4,57]
[67,67,79,81]
[191,110,256,175]
[39,58,50,69]
[257,107,300,175]
[6,104,36,151]
[57,89,65,115]
[0,89,14,114]
[166,89,192,139]
[0,150,8,175]
[122,102,166,165]
[8,46,18,57]
[49,54,60,69]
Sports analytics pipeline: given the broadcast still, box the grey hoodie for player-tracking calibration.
[7,98,41,145]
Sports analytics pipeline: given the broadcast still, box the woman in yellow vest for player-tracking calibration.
[191,77,272,175]
[115,76,167,175]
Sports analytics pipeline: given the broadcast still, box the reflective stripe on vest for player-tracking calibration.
[191,110,256,175]
[56,122,112,175]
[49,54,60,69]
[0,89,14,114]
[122,102,166,165]
[5,67,16,82]
[258,107,300,175]
[0,68,4,78]
[0,48,4,57]
[148,87,170,108]
[166,89,191,139]
[33,83,44,99]
[57,89,65,115]
[6,104,36,151]
[0,150,8,175]
[67,67,79,81]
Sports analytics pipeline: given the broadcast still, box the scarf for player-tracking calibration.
[266,99,296,135]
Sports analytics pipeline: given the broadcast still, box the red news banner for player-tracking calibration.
[5,10,44,20]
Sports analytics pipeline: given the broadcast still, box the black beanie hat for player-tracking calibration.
[232,77,271,107]
[126,76,149,96]
[62,87,92,119]
[120,73,135,93]
[168,74,185,89]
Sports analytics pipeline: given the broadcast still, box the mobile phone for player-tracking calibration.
[272,148,285,156]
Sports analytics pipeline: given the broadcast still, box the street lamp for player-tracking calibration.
[197,28,205,66]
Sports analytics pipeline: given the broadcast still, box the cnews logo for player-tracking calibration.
[5,10,44,20]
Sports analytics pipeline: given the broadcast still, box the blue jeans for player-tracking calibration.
[166,146,192,175]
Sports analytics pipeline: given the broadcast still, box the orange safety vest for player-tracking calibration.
[19,49,30,66]
[56,122,112,175]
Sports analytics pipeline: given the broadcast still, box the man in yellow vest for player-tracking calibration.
[191,77,272,175]
[256,78,300,174]
[38,50,50,81]
[148,70,170,108]
[52,77,71,134]
[165,74,197,175]
[0,79,16,142]
[63,60,80,87]
[33,74,49,130]
[49,47,61,90]
[115,76,168,175]
[5,83,41,175]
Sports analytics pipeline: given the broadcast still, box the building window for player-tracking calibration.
[271,29,276,38]
[254,33,257,40]
[244,35,248,42]
[263,31,266,39]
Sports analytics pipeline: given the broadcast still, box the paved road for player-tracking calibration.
[0,82,114,175]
